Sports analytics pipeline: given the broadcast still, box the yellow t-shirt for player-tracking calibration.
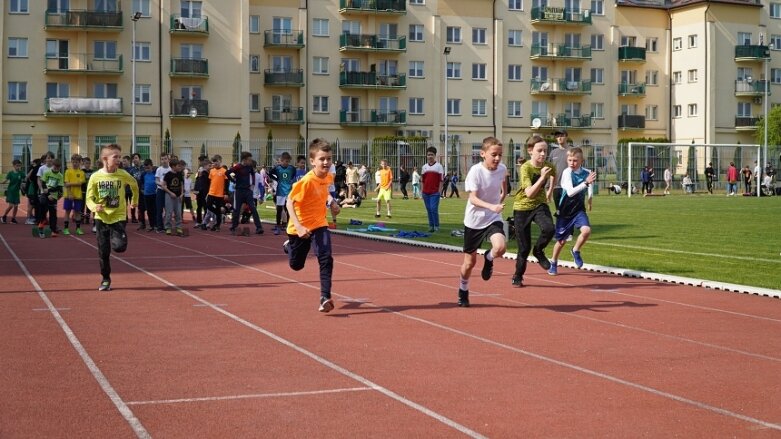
[64,168,86,200]
[379,168,393,190]
[286,170,333,235]
[85,168,139,224]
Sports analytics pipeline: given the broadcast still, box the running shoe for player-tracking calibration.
[62,229,70,236]
[511,275,523,287]
[458,289,470,307]
[282,239,290,254]
[481,252,494,281]
[319,297,334,313]
[98,279,111,291]
[533,250,551,270]
[548,262,558,276]
[571,249,584,268]
[75,228,84,235]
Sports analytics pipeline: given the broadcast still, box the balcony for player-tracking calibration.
[44,9,123,31]
[44,53,123,75]
[170,14,209,35]
[263,30,305,49]
[264,107,304,125]
[339,0,406,15]
[170,58,209,77]
[530,78,592,95]
[171,99,208,118]
[530,44,592,60]
[618,114,646,129]
[45,97,123,117]
[264,69,305,87]
[735,79,770,96]
[339,34,406,52]
[530,7,592,25]
[339,71,406,89]
[618,82,646,96]
[530,114,593,130]
[734,45,770,62]
[339,109,407,126]
[618,46,646,62]
[735,116,759,130]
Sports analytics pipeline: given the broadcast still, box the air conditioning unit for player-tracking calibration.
[753,97,763,104]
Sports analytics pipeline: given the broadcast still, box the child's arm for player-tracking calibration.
[523,166,552,199]
[285,196,309,238]
[468,191,504,213]
[500,170,508,203]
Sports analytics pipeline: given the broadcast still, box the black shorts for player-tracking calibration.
[462,220,505,254]
[182,196,193,209]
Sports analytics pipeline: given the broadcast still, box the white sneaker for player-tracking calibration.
[25,218,36,225]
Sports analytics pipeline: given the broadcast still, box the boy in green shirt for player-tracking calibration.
[1,159,26,224]
[511,135,556,287]
[86,144,139,291]
[39,159,65,237]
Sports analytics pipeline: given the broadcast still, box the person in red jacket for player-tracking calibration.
[421,146,445,232]
[726,162,739,196]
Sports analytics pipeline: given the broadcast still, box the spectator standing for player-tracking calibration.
[411,166,421,199]
[154,153,171,232]
[705,162,716,194]
[162,159,186,236]
[663,167,672,195]
[421,147,444,232]
[726,162,739,196]
[399,165,410,199]
[742,165,753,194]
[1,159,26,224]
[345,161,360,199]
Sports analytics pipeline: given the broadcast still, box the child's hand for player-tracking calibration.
[490,203,505,214]
[330,203,341,217]
[587,171,597,184]
[295,225,310,238]
[94,204,105,212]
[587,197,593,212]
[540,167,552,179]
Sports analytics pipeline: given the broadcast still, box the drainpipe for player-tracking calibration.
[159,0,164,142]
[704,4,710,144]
[493,0,498,138]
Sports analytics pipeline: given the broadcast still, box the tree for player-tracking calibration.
[264,130,272,166]
[754,105,781,163]
[233,131,242,164]
[163,129,172,156]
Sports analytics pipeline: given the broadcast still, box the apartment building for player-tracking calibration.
[1,0,778,172]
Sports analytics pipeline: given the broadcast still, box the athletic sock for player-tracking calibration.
[485,251,494,262]
[459,278,469,291]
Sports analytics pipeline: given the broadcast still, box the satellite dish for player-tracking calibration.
[532,118,542,129]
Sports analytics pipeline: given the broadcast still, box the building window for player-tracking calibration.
[590,68,604,84]
[771,68,781,84]
[94,82,118,98]
[9,0,28,13]
[135,84,151,104]
[447,62,461,79]
[94,41,117,60]
[409,97,424,114]
[446,26,462,44]
[447,98,461,115]
[313,57,328,74]
[508,100,522,117]
[472,63,487,80]
[250,94,260,111]
[313,96,329,113]
[410,0,425,4]
[591,103,604,119]
[646,37,658,53]
[508,64,522,81]
[688,103,698,117]
[132,0,151,16]
[771,3,781,18]
[673,37,682,50]
[409,61,424,78]
[737,32,752,45]
[472,99,487,116]
[688,34,698,48]
[672,71,682,84]
[508,30,523,47]
[313,18,329,36]
[8,38,28,58]
[7,82,27,102]
[249,55,260,73]
[249,15,260,34]
[646,70,659,86]
[737,102,751,117]
[687,69,698,82]
[473,28,487,45]
[133,42,151,61]
[591,34,604,51]
[645,105,658,120]
[409,24,424,42]
[591,0,604,15]
[46,82,68,98]
[673,105,682,118]
[772,35,781,49]
[509,0,522,10]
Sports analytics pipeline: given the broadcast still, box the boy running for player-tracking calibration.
[86,144,139,291]
[283,139,341,313]
[63,154,87,235]
[39,159,65,237]
[548,147,596,274]
[457,137,508,307]
[269,152,296,235]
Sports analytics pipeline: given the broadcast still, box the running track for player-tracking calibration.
[0,212,779,437]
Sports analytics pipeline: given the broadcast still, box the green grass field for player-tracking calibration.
[330,191,781,290]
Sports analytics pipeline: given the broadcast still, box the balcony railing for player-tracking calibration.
[339,0,406,14]
[339,33,406,52]
[44,9,123,30]
[339,109,407,126]
[170,14,209,34]
[530,44,592,60]
[618,82,646,96]
[44,53,123,74]
[170,58,209,77]
[618,46,646,62]
[264,107,304,124]
[263,30,305,48]
[171,99,208,118]
[530,78,592,94]
[735,79,770,96]
[45,97,123,116]
[735,116,759,130]
[264,69,305,87]
[734,45,770,61]
[618,114,646,129]
[530,114,592,129]
[339,71,406,88]
[530,7,592,25]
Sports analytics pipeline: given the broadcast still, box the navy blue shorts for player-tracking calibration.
[554,211,590,242]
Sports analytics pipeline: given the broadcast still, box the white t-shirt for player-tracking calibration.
[412,170,421,185]
[155,165,171,190]
[463,162,507,229]
[37,164,52,178]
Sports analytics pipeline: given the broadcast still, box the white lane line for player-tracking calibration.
[0,235,151,439]
[72,235,488,439]
[126,387,373,406]
[33,307,71,312]
[130,235,781,432]
[588,241,781,264]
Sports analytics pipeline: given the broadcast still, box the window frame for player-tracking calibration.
[8,37,28,58]
[7,81,28,102]
[508,64,523,81]
[409,24,424,42]
[135,84,151,104]
[409,60,424,78]
[249,15,260,34]
[472,63,487,80]
[472,28,487,45]
[409,97,424,115]
[313,56,329,75]
[507,100,522,117]
[673,37,682,51]
[591,34,604,51]
[9,0,29,13]
[446,26,462,44]
[312,18,329,37]
[313,95,329,113]
[508,30,523,47]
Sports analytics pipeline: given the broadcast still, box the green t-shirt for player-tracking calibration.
[85,168,139,224]
[512,160,556,211]
[41,169,65,199]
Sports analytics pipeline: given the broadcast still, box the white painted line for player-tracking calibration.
[126,387,373,406]
[33,308,70,312]
[0,235,151,439]
[192,303,227,308]
[588,241,781,264]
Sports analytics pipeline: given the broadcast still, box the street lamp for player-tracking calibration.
[443,46,451,174]
[131,11,142,155]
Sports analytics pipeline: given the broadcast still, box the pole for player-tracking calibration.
[131,17,137,155]
[443,51,449,175]
[762,48,770,197]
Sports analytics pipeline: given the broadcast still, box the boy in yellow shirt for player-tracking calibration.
[284,139,341,312]
[63,154,87,235]
[375,159,393,218]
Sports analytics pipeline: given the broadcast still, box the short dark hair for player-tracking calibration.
[308,138,331,158]
[240,151,253,161]
[280,151,292,160]
[143,159,154,166]
[426,146,437,155]
[526,135,546,149]
[12,159,22,165]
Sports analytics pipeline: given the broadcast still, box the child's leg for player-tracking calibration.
[385,199,392,215]
[551,240,565,262]
[47,202,58,232]
[276,205,284,227]
[11,204,19,219]
[64,208,71,229]
[531,206,555,256]
[487,231,507,259]
[513,210,533,278]
[287,234,312,271]
[375,197,381,215]
[310,227,334,299]
[95,220,112,280]
[573,225,591,252]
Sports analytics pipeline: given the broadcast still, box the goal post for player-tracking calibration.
[626,142,761,197]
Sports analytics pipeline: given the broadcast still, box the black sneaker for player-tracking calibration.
[511,275,523,287]
[0,216,6,224]
[282,239,290,254]
[229,227,237,236]
[98,279,111,291]
[255,228,264,235]
[458,289,470,307]
[481,252,494,281]
[533,250,551,270]
[319,296,334,313]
